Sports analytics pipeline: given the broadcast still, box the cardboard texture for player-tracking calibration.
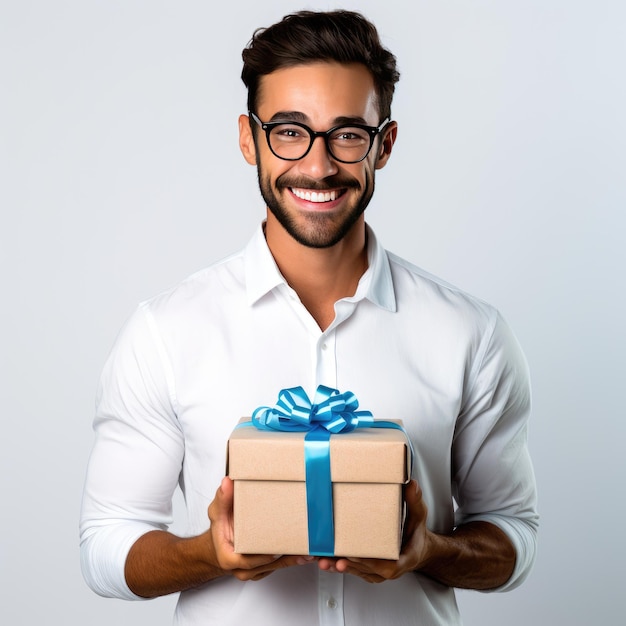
[227,419,411,559]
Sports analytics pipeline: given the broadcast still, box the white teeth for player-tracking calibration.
[292,188,338,203]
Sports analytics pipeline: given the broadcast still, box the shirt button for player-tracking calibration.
[327,598,338,609]
[321,343,328,350]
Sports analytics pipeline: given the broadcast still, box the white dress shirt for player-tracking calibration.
[80,223,538,626]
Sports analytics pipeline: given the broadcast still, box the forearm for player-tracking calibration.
[124,478,308,597]
[419,521,516,590]
[125,529,224,598]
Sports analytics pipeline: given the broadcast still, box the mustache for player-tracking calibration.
[275,173,360,191]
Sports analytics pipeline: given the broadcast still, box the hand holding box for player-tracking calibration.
[226,386,412,559]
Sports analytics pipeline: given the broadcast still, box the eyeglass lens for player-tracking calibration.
[268,124,373,162]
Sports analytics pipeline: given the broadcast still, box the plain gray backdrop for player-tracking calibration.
[1,1,624,624]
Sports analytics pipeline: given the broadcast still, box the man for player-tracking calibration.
[80,10,538,625]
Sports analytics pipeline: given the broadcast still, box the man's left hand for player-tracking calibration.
[317,479,433,583]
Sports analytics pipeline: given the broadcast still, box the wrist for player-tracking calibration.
[413,527,448,574]
[203,526,231,577]
[413,522,516,590]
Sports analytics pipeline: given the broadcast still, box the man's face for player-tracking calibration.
[240,62,395,249]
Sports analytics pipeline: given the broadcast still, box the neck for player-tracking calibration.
[264,215,368,331]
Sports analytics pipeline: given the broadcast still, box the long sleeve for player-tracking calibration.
[80,304,184,599]
[453,311,538,591]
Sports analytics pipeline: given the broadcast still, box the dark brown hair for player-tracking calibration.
[241,10,400,120]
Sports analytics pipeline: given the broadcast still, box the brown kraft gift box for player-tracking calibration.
[226,419,411,559]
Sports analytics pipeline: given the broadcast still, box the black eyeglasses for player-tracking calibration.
[249,112,390,164]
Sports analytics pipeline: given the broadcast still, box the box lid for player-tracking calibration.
[227,418,410,484]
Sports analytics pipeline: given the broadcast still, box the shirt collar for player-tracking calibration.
[244,223,286,306]
[244,222,397,312]
[360,223,397,312]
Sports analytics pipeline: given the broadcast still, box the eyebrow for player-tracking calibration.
[267,111,371,126]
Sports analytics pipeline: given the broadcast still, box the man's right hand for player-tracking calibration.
[207,476,314,581]
[125,477,313,598]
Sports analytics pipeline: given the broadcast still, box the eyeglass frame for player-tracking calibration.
[249,111,391,164]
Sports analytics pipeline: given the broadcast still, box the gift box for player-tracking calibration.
[227,408,411,559]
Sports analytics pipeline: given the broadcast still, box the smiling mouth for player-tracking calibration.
[290,187,344,203]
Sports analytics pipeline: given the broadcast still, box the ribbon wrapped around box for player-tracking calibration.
[226,385,412,559]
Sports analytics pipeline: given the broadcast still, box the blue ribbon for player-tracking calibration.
[249,385,410,556]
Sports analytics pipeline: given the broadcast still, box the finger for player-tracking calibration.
[317,557,338,572]
[275,554,315,568]
[238,552,312,573]
[332,560,387,583]
[232,554,313,581]
[339,555,395,568]
[233,567,274,582]
[335,557,399,581]
[213,546,282,572]
[250,571,273,582]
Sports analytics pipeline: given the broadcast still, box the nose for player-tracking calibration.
[297,135,339,180]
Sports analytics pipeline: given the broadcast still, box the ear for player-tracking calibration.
[375,121,398,170]
[238,114,257,165]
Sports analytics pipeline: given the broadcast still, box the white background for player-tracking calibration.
[1,1,624,624]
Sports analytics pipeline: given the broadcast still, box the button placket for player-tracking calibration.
[316,331,337,389]
[318,569,344,625]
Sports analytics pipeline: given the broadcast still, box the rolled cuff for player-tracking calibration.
[80,521,161,600]
[456,512,538,592]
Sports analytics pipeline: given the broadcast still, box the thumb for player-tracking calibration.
[406,480,427,515]
[404,479,420,507]
[208,476,234,522]
[403,480,426,533]
[218,476,234,504]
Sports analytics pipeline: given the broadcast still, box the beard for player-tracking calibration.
[257,167,376,249]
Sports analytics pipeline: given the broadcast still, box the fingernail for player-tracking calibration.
[297,556,315,565]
